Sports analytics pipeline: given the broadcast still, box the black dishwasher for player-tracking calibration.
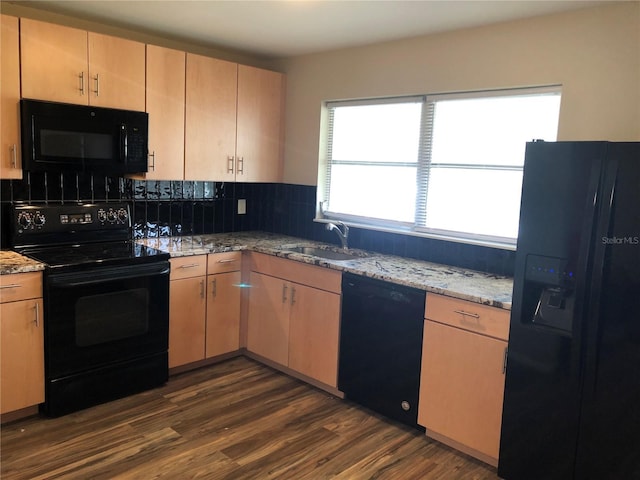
[339,272,426,430]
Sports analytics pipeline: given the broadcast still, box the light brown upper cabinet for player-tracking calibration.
[185,53,238,181]
[185,54,285,182]
[236,65,285,183]
[144,45,186,180]
[1,15,22,179]
[20,18,145,111]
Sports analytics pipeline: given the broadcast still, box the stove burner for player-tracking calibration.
[20,241,169,270]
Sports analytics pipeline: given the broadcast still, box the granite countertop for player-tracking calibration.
[140,232,513,310]
[0,250,46,275]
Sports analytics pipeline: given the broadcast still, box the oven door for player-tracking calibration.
[44,261,170,379]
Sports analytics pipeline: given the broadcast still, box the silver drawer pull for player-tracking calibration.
[216,259,237,264]
[178,263,200,269]
[0,284,22,290]
[454,309,480,319]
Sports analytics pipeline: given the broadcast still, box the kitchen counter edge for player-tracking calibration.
[139,232,513,310]
[0,250,46,275]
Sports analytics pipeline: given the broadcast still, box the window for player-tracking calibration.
[321,87,561,246]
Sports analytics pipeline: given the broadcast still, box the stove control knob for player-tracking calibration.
[97,209,107,223]
[117,208,128,224]
[33,212,46,228]
[17,212,32,229]
[106,209,117,223]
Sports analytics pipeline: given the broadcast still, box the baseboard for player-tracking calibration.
[424,429,498,467]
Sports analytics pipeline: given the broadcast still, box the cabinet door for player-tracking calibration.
[184,53,237,181]
[1,15,22,179]
[20,18,88,105]
[87,32,146,110]
[145,45,186,180]
[236,65,285,183]
[418,320,507,461]
[169,276,206,368]
[206,271,241,357]
[0,299,44,414]
[246,272,290,366]
[288,283,340,387]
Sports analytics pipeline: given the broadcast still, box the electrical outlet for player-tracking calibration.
[237,199,246,215]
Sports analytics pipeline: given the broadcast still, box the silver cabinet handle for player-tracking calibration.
[282,284,288,303]
[211,278,217,298]
[93,73,100,96]
[0,284,21,290]
[454,309,480,319]
[227,156,234,174]
[178,263,200,269]
[34,302,40,327]
[149,151,155,171]
[237,156,244,175]
[290,286,296,306]
[79,71,85,95]
[10,144,17,168]
[216,259,237,264]
[200,279,205,299]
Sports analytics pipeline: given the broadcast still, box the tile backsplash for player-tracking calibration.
[1,174,515,276]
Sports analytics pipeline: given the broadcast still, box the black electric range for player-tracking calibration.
[9,202,171,417]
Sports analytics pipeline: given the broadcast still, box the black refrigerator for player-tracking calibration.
[498,141,640,480]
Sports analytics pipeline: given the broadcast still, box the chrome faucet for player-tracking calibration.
[326,221,349,249]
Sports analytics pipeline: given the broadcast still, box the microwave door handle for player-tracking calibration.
[120,124,128,165]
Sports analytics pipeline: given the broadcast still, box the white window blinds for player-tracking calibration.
[322,86,561,246]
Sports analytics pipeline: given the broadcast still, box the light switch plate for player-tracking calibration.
[238,199,247,215]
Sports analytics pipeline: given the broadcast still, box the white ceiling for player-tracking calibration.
[18,0,614,58]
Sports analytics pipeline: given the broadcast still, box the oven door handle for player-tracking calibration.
[48,262,170,287]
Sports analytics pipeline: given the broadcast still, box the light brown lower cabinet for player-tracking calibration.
[418,293,509,467]
[205,253,242,358]
[288,282,340,387]
[246,253,341,387]
[169,253,242,369]
[246,271,290,365]
[0,272,44,415]
[169,256,207,368]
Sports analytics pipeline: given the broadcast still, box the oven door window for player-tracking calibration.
[75,288,149,347]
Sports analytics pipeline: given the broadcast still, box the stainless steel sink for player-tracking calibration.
[284,246,363,261]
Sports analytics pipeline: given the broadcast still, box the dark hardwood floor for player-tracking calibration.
[1,357,501,479]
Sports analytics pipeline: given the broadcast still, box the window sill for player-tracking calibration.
[314,217,517,252]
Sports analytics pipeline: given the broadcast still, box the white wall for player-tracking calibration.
[277,2,640,186]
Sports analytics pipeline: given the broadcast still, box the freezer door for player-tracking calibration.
[575,143,640,479]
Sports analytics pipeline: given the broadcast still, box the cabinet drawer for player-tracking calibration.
[207,251,241,274]
[0,272,42,303]
[249,252,341,293]
[425,293,510,341]
[170,255,207,280]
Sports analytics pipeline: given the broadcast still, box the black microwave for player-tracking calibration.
[20,99,148,175]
